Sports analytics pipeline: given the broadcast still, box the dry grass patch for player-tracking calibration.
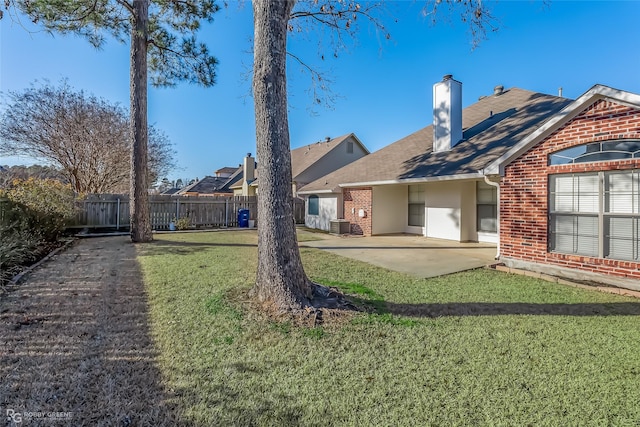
[0,236,180,426]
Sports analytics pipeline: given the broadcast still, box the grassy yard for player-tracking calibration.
[137,231,640,426]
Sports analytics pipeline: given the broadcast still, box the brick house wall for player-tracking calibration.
[501,99,640,280]
[343,187,372,235]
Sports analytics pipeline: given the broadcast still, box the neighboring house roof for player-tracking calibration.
[290,133,369,180]
[484,84,640,175]
[215,166,238,176]
[160,187,181,195]
[299,88,572,193]
[228,133,368,191]
[229,179,257,190]
[178,166,243,195]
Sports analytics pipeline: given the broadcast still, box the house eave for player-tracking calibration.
[339,172,485,188]
[297,188,340,195]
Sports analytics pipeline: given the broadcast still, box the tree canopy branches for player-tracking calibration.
[284,0,498,109]
[4,0,219,87]
[422,0,499,49]
[0,80,176,194]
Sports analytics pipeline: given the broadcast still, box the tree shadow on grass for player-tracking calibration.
[300,245,496,250]
[139,239,257,257]
[384,301,640,318]
[171,381,309,426]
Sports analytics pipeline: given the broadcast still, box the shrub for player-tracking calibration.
[0,222,41,286]
[0,179,75,287]
[0,178,76,241]
[175,216,191,230]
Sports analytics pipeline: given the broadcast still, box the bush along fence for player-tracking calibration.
[70,194,306,230]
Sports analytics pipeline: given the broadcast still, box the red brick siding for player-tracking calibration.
[343,187,372,235]
[501,99,640,279]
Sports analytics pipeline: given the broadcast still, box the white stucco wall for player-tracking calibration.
[305,194,340,231]
[338,179,497,242]
[372,185,408,235]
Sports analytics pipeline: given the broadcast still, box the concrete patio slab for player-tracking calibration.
[299,232,497,278]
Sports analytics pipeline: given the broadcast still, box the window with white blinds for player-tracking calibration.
[549,170,640,261]
[476,181,497,232]
[408,185,425,227]
[605,171,640,261]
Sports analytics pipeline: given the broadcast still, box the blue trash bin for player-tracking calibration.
[238,209,250,228]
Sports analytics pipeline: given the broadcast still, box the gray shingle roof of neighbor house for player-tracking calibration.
[229,133,369,189]
[290,133,369,179]
[215,166,239,176]
[178,166,243,195]
[160,187,181,195]
[299,88,572,193]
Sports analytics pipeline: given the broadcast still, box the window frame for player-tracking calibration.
[308,195,320,216]
[346,141,354,154]
[549,170,640,261]
[548,139,640,166]
[476,181,498,233]
[407,185,425,227]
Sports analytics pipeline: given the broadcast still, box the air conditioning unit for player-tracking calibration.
[329,219,350,235]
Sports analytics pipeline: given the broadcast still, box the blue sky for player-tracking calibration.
[1,1,639,183]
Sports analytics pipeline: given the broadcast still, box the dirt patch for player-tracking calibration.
[0,236,181,426]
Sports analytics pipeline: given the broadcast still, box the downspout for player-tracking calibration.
[483,175,500,260]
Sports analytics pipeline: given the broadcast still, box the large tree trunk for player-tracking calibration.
[251,0,313,310]
[129,0,152,242]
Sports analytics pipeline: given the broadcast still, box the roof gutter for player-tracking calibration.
[339,172,484,188]
[297,188,340,195]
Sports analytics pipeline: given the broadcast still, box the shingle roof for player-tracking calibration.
[290,133,364,179]
[300,88,571,193]
[160,187,181,195]
[178,176,231,194]
[226,134,366,190]
[215,166,238,176]
[178,166,243,195]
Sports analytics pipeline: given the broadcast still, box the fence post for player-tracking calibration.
[225,198,229,227]
[116,198,120,230]
[176,198,180,220]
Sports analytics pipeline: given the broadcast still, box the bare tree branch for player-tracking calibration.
[0,80,176,193]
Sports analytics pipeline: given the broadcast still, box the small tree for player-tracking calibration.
[4,0,220,242]
[0,80,176,194]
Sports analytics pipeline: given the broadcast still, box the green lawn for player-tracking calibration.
[137,231,640,426]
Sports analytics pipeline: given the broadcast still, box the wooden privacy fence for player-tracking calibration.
[71,194,306,230]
